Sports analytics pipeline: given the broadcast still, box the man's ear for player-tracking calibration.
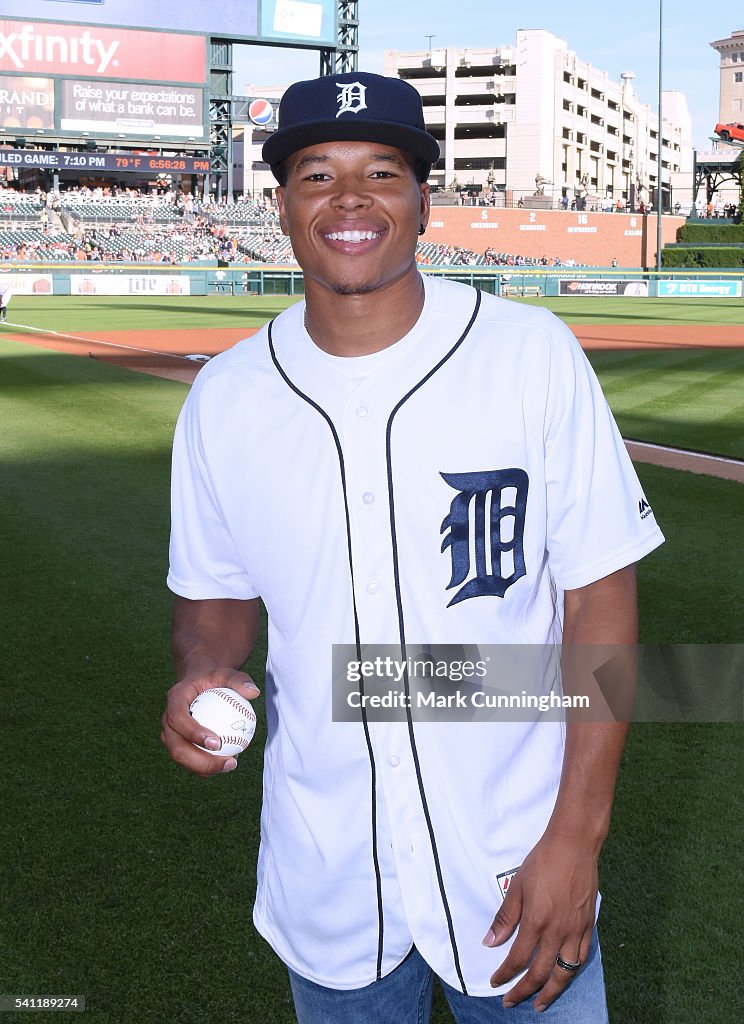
[419,182,431,233]
[275,187,289,237]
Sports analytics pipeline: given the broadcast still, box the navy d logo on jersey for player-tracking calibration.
[440,469,528,606]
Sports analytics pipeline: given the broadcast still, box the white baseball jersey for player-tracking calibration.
[168,275,663,996]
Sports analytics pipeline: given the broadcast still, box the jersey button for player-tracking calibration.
[388,755,400,768]
[366,580,380,596]
[362,491,375,505]
[355,404,369,418]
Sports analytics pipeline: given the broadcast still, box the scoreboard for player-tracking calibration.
[0,150,211,175]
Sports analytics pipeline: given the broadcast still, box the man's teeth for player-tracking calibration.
[325,230,379,242]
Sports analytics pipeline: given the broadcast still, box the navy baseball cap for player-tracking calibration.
[262,71,440,175]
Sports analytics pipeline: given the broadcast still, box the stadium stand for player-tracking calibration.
[0,185,583,268]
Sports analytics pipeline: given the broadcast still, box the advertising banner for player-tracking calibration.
[0,21,207,83]
[658,279,742,298]
[0,74,53,130]
[71,274,190,295]
[60,80,204,137]
[0,272,54,294]
[559,279,649,297]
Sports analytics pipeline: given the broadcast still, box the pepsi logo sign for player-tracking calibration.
[249,99,274,126]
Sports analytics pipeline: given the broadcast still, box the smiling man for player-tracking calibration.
[161,72,663,1023]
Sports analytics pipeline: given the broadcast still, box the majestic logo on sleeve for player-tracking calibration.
[440,469,529,606]
[336,81,367,117]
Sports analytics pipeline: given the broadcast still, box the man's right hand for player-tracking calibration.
[163,595,261,776]
[160,668,260,777]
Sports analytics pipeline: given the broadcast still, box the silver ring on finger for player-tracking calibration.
[555,954,582,972]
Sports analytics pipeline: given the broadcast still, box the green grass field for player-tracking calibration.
[1,293,742,1023]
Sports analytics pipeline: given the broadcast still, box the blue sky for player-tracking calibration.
[234,0,743,151]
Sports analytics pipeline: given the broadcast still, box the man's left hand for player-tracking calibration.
[482,832,599,1012]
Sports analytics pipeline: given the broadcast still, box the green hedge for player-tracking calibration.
[677,223,744,243]
[661,247,744,268]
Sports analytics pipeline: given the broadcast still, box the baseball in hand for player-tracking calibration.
[189,687,257,757]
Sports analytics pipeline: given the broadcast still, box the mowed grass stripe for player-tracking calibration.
[2,294,299,333]
[4,292,744,332]
[588,349,744,458]
[521,294,744,325]
[0,340,184,456]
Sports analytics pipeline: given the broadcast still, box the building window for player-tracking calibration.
[455,93,495,106]
[733,53,739,62]
[456,64,513,77]
[736,72,743,83]
[563,72,573,84]
[454,157,506,170]
[591,88,603,100]
[591,114,603,126]
[563,99,573,111]
[454,123,506,140]
[399,67,446,79]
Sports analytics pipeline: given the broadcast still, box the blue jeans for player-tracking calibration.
[288,929,609,1023]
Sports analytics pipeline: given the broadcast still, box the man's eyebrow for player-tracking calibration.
[294,154,331,172]
[292,151,408,172]
[369,152,409,168]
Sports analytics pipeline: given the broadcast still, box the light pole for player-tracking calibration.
[656,0,664,275]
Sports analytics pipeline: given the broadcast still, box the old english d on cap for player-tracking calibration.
[262,71,440,174]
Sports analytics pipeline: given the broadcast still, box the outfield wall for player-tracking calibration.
[3,264,744,299]
[425,207,685,267]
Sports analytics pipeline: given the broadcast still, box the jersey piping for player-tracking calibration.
[384,288,482,995]
[267,319,386,981]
